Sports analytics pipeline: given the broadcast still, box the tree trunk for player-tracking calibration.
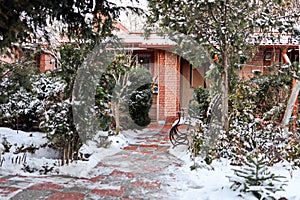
[221,52,229,132]
[281,80,300,131]
[115,102,120,135]
[70,137,74,163]
[62,147,65,166]
[66,139,70,165]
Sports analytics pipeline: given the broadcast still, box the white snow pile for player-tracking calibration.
[167,145,300,200]
[0,127,138,177]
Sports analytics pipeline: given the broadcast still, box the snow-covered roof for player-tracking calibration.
[260,36,298,46]
[247,32,299,47]
[117,33,177,49]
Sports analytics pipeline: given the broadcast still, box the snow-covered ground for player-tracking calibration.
[0,127,137,177]
[1,127,300,199]
[169,146,300,200]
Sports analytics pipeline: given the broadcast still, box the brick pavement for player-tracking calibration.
[0,125,184,200]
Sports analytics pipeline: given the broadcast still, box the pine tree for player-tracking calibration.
[228,156,287,199]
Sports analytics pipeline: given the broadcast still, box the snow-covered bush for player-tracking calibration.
[31,72,66,100]
[189,86,210,120]
[229,68,290,123]
[191,68,300,167]
[228,155,287,199]
[38,44,86,165]
[215,117,300,166]
[0,63,42,130]
[0,87,44,129]
[100,55,153,133]
[127,68,153,128]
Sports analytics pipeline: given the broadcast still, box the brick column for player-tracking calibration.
[164,52,180,122]
[158,51,180,123]
[158,51,165,121]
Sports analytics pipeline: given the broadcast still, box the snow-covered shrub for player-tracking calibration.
[39,43,89,165]
[100,56,153,132]
[40,90,80,165]
[228,155,287,199]
[189,86,210,120]
[191,69,297,166]
[189,122,213,164]
[127,68,153,128]
[215,117,299,166]
[0,63,43,130]
[31,72,66,100]
[229,69,290,124]
[22,160,59,175]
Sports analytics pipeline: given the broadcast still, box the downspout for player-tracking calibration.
[281,48,299,131]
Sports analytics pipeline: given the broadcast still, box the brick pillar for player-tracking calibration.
[164,52,180,122]
[40,54,46,73]
[158,51,180,123]
[158,51,165,121]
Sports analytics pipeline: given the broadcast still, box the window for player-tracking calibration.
[134,53,152,71]
[264,51,272,61]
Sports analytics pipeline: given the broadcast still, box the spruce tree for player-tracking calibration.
[229,156,287,199]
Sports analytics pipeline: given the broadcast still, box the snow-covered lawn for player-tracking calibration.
[169,146,300,200]
[1,127,300,199]
[0,127,133,177]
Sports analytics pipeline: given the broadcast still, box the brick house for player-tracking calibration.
[0,46,57,72]
[238,35,299,78]
[117,32,299,123]
[2,23,299,124]
[117,32,207,123]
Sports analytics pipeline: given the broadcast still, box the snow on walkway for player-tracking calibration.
[1,126,300,199]
[0,126,185,200]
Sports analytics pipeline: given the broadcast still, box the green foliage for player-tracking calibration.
[129,88,152,127]
[230,67,291,123]
[0,61,41,129]
[127,68,153,127]
[57,44,91,97]
[191,66,300,167]
[228,155,287,199]
[189,86,210,120]
[101,55,153,131]
[95,75,115,131]
[0,0,142,50]
[189,123,215,165]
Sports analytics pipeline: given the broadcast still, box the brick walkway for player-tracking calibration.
[0,125,185,200]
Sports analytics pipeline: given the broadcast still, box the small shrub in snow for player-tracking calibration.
[190,86,210,121]
[1,136,11,153]
[228,155,287,199]
[215,118,300,167]
[127,68,153,128]
[22,161,59,175]
[189,122,216,165]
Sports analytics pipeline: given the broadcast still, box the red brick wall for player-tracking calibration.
[158,50,180,123]
[238,48,282,79]
[158,51,165,121]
